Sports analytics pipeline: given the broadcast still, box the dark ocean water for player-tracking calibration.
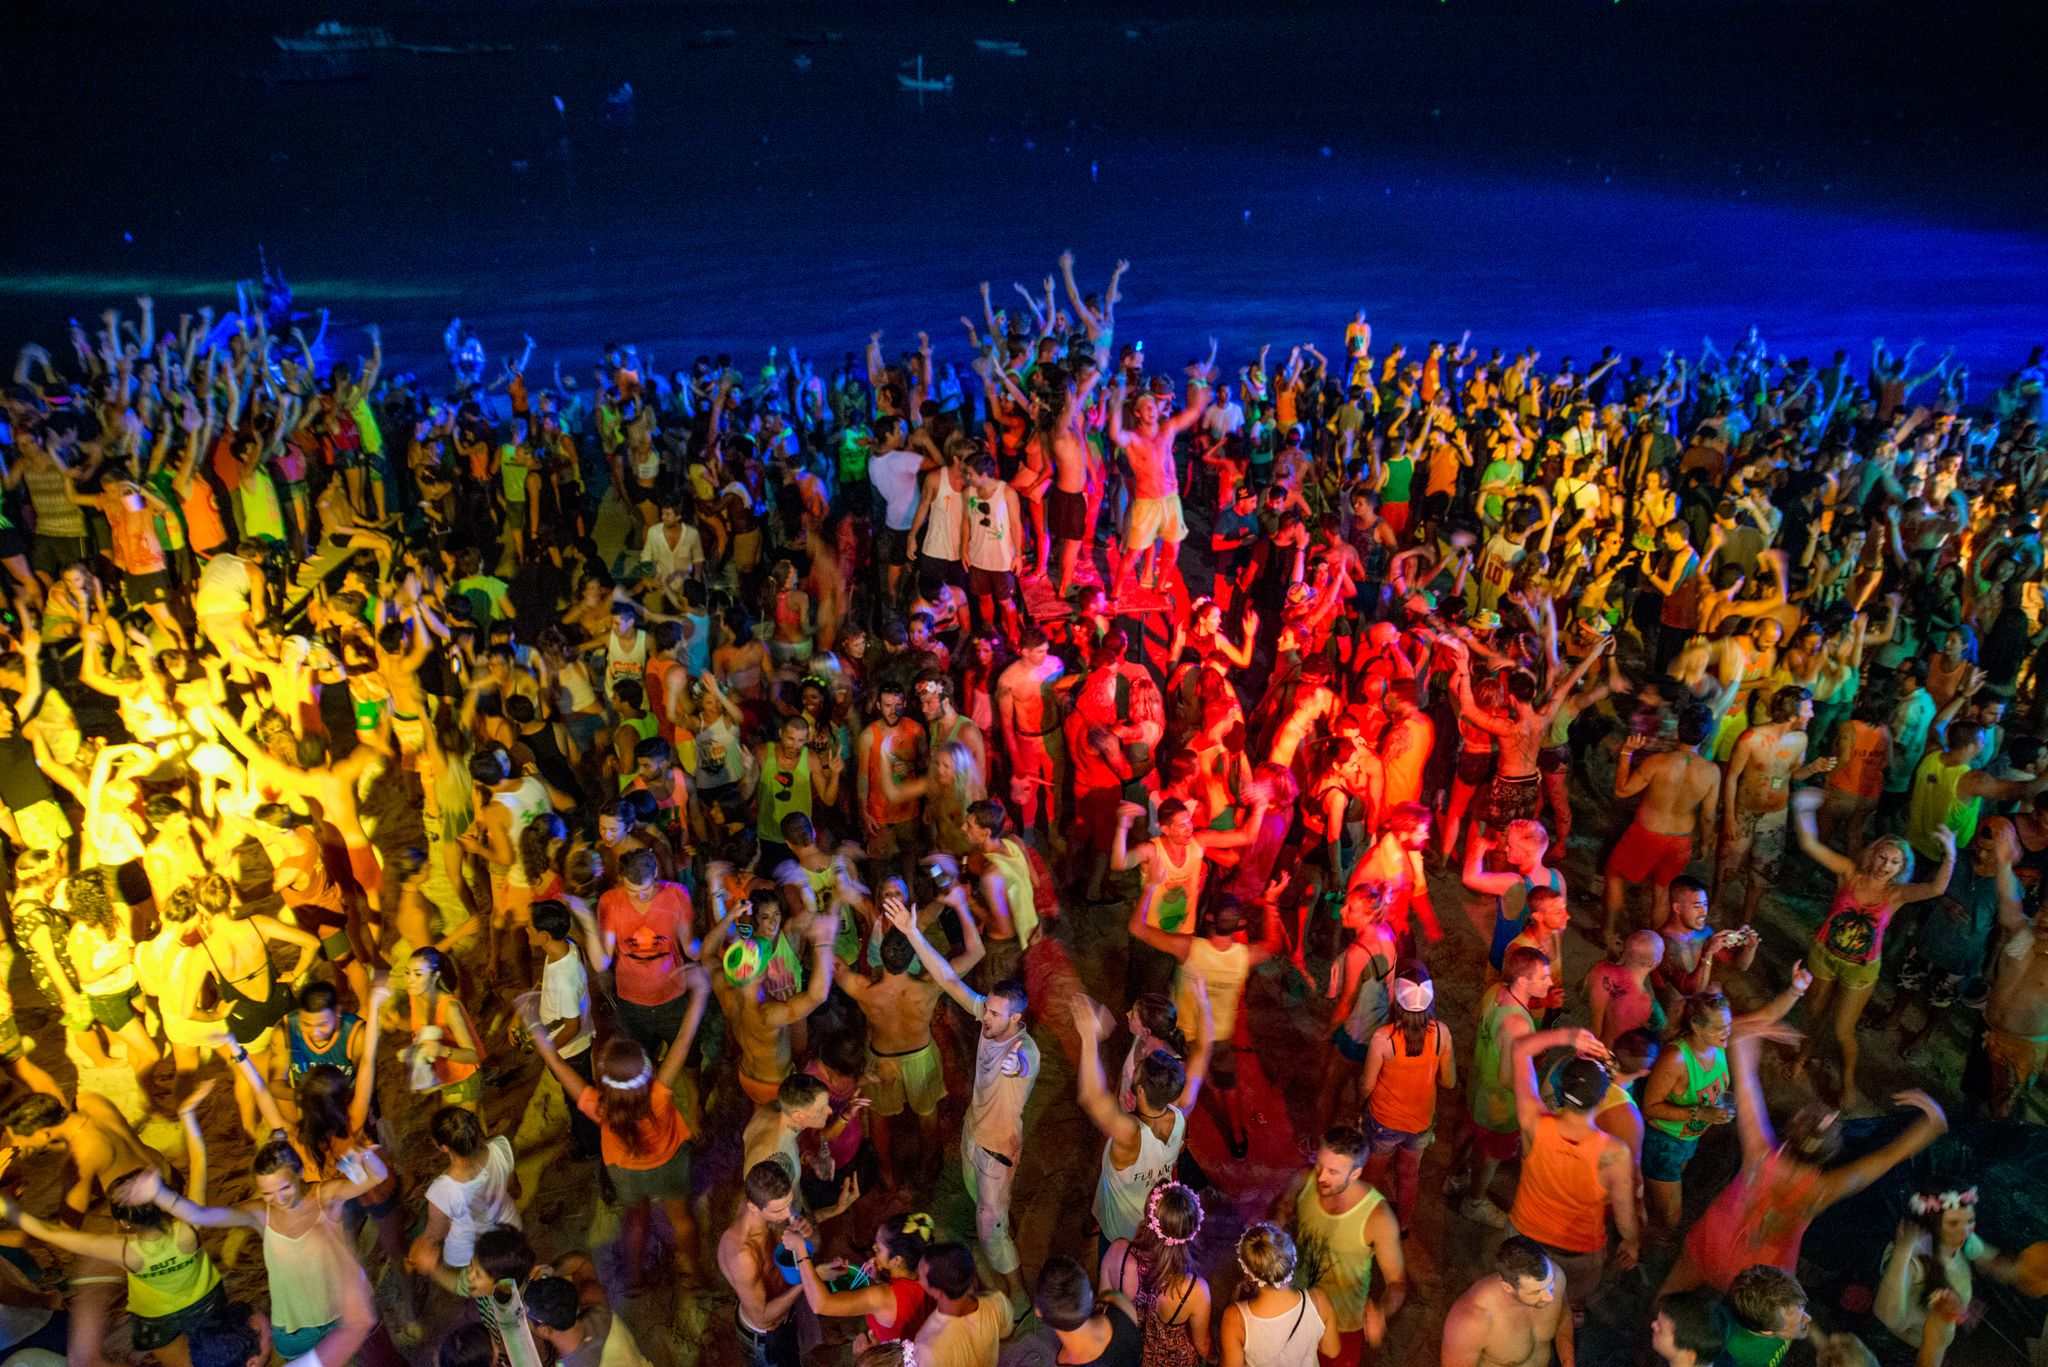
[5,1,2045,380]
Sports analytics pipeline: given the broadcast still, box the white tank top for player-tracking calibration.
[496,777,552,885]
[606,629,649,696]
[1093,1106,1187,1243]
[964,487,1014,572]
[922,474,965,560]
[1241,1293,1326,1367]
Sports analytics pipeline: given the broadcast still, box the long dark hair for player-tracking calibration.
[1130,993,1188,1060]
[296,1064,356,1162]
[1392,959,1435,1056]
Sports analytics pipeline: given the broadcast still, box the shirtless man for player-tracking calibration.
[0,1089,172,1221]
[1654,877,1759,1009]
[1445,635,1610,839]
[856,683,926,883]
[995,627,1065,842]
[203,702,392,908]
[1440,1238,1572,1367]
[707,905,840,1111]
[837,888,984,1187]
[1986,856,2048,1119]
[374,610,438,773]
[1047,365,1103,598]
[1720,686,1834,928]
[1605,704,1723,953]
[1107,365,1211,600]
[718,1161,807,1367]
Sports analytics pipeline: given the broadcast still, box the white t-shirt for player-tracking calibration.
[426,1135,521,1268]
[539,950,593,1059]
[869,449,923,531]
[1204,401,1245,442]
[641,523,704,581]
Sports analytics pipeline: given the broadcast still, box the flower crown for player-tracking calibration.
[900,1212,935,1239]
[899,1344,917,1367]
[1145,1182,1202,1246]
[1909,1188,1978,1216]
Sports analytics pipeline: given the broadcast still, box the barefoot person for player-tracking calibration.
[1788,789,1956,1110]
[838,890,985,1188]
[1719,686,1833,928]
[994,629,1064,845]
[1440,1238,1571,1367]
[1107,367,1211,600]
[1605,706,1722,952]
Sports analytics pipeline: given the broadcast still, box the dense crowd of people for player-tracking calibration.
[0,259,2045,1367]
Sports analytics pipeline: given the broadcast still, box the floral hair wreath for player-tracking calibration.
[899,1344,918,1367]
[1145,1181,1202,1246]
[1909,1188,1978,1216]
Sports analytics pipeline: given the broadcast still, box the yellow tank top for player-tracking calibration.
[126,1226,221,1320]
[1292,1182,1383,1333]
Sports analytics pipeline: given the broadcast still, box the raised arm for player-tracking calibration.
[1788,788,1858,877]
[884,902,983,1017]
[1070,996,1140,1145]
[655,968,712,1090]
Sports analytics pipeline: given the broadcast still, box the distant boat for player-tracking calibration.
[792,52,812,70]
[683,28,739,50]
[974,39,1025,53]
[896,55,953,92]
[274,22,392,53]
[785,31,844,45]
[398,42,515,56]
[264,50,374,84]
[606,81,635,106]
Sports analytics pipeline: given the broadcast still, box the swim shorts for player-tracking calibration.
[868,1041,945,1118]
[1481,772,1542,827]
[1125,495,1187,552]
[1048,487,1088,542]
[1606,820,1696,886]
[1455,749,1495,787]
[1718,804,1789,884]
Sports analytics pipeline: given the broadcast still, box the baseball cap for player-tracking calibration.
[1392,978,1434,1012]
[1556,1058,1609,1111]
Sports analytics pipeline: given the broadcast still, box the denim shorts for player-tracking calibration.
[1641,1124,1700,1183]
[1366,1114,1433,1157]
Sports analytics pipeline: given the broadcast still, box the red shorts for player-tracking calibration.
[1381,503,1412,539]
[1071,786,1125,852]
[1469,1119,1521,1162]
[1605,819,1694,886]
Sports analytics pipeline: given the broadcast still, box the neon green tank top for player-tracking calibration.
[756,748,814,840]
[125,1226,221,1320]
[1647,1041,1729,1140]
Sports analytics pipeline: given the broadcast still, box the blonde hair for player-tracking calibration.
[1234,1223,1297,1299]
[1856,836,1914,885]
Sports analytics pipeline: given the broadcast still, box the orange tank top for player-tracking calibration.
[1827,719,1887,800]
[1508,1115,1610,1253]
[410,993,478,1088]
[863,718,924,826]
[1367,1021,1443,1135]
